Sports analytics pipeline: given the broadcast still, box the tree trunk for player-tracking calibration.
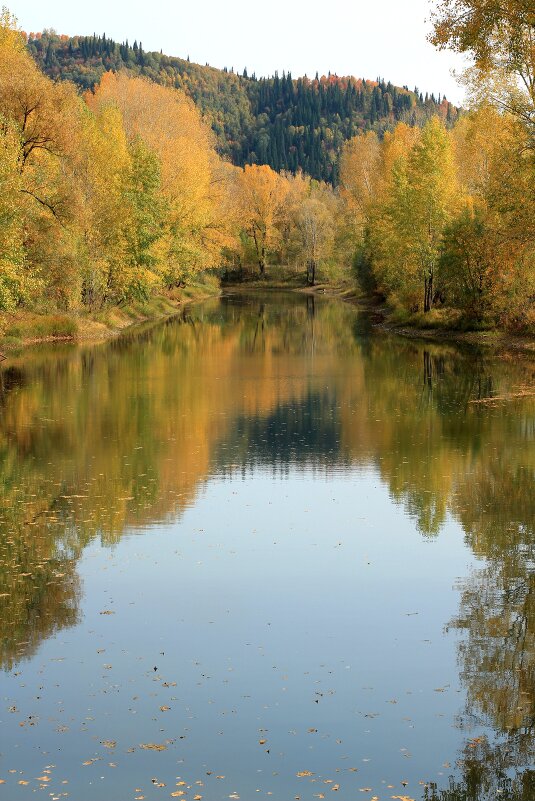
[424,273,433,313]
[307,259,316,287]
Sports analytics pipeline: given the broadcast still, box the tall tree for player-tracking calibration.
[430,0,535,138]
[238,164,289,276]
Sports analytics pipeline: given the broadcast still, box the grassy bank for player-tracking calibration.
[368,299,535,354]
[0,277,220,355]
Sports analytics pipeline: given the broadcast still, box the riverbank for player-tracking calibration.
[3,277,534,358]
[286,283,535,355]
[0,281,220,355]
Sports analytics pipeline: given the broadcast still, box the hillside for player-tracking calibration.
[26,31,459,183]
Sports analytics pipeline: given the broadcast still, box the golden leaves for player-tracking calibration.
[139,743,167,751]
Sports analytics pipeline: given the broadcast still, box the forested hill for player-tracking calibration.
[26,31,459,182]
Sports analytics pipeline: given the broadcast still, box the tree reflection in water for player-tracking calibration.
[0,292,533,798]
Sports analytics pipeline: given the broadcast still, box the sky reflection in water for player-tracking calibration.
[0,292,534,800]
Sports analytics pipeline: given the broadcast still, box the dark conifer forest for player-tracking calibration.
[26,31,458,182]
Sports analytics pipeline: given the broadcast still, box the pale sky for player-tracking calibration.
[12,0,467,105]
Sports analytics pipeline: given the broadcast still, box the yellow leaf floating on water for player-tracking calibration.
[297,771,314,777]
[171,793,185,798]
[36,775,51,782]
[101,740,117,749]
[140,743,167,751]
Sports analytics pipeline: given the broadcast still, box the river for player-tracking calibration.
[0,292,534,800]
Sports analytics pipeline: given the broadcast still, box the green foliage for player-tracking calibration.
[352,235,376,292]
[341,109,535,332]
[25,31,459,183]
[122,137,166,301]
[439,206,494,321]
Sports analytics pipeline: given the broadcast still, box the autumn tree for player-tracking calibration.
[448,105,535,327]
[403,117,458,311]
[430,0,535,138]
[87,73,225,287]
[237,164,289,276]
[0,116,26,309]
[339,131,381,229]
[0,11,88,309]
[294,188,338,286]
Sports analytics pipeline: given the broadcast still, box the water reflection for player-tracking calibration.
[0,291,534,796]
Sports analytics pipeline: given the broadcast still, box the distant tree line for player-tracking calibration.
[26,30,459,182]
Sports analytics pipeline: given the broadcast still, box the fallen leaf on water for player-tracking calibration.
[101,740,116,749]
[140,743,167,751]
[160,706,170,712]
[297,771,314,778]
[100,610,115,615]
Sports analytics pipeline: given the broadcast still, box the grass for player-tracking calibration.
[30,315,79,338]
[0,278,221,353]
[387,306,497,332]
[3,314,78,342]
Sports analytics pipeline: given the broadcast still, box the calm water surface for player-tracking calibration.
[0,293,534,801]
